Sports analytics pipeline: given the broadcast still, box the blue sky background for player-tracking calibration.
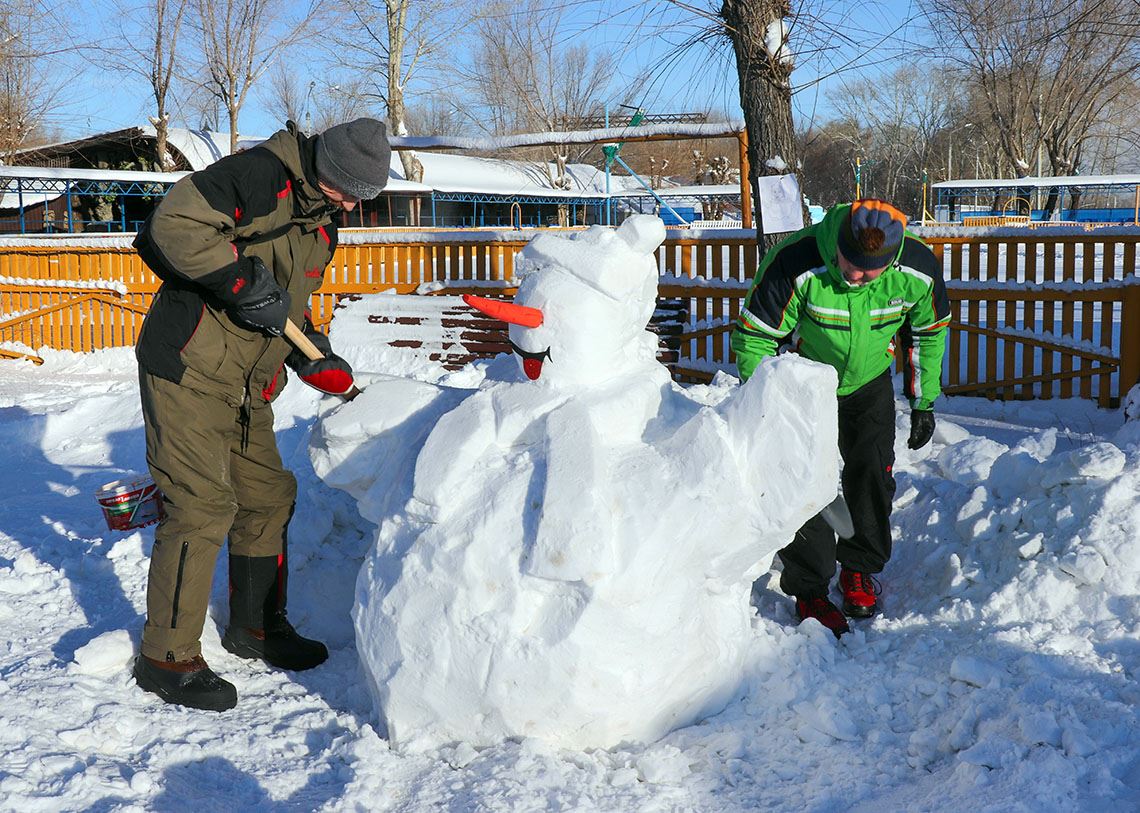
[45,0,924,141]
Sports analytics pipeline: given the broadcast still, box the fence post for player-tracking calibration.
[1120,283,1140,404]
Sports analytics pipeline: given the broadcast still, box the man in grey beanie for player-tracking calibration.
[315,117,392,210]
[130,116,391,711]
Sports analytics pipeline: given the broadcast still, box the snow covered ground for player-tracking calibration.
[1,344,1138,811]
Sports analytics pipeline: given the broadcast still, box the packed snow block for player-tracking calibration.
[310,376,467,523]
[313,216,840,752]
[524,402,615,583]
[718,354,840,536]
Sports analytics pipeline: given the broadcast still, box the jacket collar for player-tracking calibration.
[257,122,337,224]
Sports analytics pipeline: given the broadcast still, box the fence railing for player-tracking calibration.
[1,231,1137,407]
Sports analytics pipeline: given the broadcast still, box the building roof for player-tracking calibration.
[933,174,1140,190]
[0,165,189,209]
[613,184,740,198]
[2,125,709,205]
[395,151,629,199]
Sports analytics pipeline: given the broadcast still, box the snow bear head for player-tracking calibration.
[465,215,667,389]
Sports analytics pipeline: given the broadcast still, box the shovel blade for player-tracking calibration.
[820,493,855,540]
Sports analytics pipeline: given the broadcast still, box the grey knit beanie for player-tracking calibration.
[315,118,391,200]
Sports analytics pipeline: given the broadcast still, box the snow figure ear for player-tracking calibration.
[616,215,667,255]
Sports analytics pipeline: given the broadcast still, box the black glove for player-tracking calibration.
[227,256,291,337]
[285,319,356,396]
[908,409,936,450]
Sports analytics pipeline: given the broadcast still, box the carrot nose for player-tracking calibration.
[463,294,544,328]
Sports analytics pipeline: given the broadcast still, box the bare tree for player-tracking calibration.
[0,0,67,159]
[719,0,800,246]
[922,0,1140,183]
[404,96,465,137]
[825,64,963,209]
[261,61,307,129]
[190,0,322,152]
[327,0,463,223]
[260,67,375,134]
[104,0,189,169]
[465,0,621,189]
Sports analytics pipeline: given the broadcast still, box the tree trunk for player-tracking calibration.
[152,112,170,171]
[386,0,422,225]
[391,103,423,226]
[228,104,239,154]
[720,0,801,252]
[1069,188,1083,219]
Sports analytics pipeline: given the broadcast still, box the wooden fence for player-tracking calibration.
[1,231,1138,407]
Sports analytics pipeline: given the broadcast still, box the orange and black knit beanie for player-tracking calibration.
[837,199,907,270]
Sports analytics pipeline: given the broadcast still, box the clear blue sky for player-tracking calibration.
[45,0,924,142]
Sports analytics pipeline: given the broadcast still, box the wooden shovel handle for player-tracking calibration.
[284,318,325,361]
[283,318,362,401]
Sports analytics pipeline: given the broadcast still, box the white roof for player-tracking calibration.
[0,192,58,209]
[614,183,740,198]
[2,125,677,203]
[933,174,1140,189]
[0,164,189,184]
[388,120,745,151]
[392,152,630,199]
[0,165,190,209]
[139,125,266,171]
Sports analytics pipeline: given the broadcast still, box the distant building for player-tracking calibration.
[1,125,742,233]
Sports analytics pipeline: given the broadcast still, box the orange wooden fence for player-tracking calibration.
[1,232,1138,406]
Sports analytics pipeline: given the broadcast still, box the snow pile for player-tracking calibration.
[311,217,840,751]
[1,330,1139,808]
[0,275,129,294]
[903,413,1140,619]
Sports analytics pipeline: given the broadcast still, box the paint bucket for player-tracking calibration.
[95,475,165,532]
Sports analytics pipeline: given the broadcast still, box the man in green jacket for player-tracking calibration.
[732,199,950,637]
[131,118,391,710]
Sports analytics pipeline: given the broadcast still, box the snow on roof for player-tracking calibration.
[394,152,632,199]
[0,164,189,184]
[0,165,190,209]
[0,192,58,209]
[933,174,1140,190]
[137,125,266,171]
[388,121,745,152]
[4,123,716,201]
[614,184,740,198]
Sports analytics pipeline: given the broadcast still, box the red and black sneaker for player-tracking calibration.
[839,568,881,618]
[794,596,850,638]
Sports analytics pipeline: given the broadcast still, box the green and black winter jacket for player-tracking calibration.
[731,204,951,411]
[134,121,338,407]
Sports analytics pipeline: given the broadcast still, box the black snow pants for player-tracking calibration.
[778,369,897,598]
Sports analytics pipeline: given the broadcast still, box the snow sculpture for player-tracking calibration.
[311,216,840,752]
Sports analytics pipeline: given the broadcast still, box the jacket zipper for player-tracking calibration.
[170,541,190,628]
[240,382,252,452]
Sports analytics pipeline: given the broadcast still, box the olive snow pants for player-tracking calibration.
[778,370,897,598]
[138,371,296,662]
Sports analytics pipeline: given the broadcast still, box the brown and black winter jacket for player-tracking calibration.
[134,121,338,408]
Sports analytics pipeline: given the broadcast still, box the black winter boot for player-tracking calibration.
[133,654,237,711]
[222,612,329,670]
[223,552,328,671]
